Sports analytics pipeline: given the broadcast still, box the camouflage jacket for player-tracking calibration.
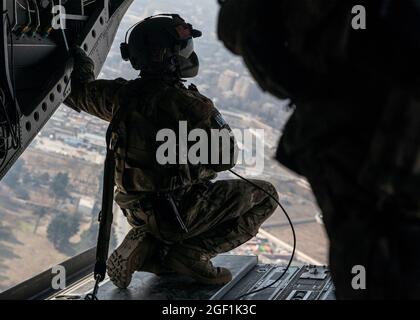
[64,48,236,208]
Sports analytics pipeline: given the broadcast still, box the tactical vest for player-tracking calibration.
[109,78,217,208]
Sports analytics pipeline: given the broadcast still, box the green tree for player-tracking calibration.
[39,172,50,185]
[47,212,80,254]
[33,207,48,234]
[50,172,70,203]
[0,223,21,277]
[15,186,30,200]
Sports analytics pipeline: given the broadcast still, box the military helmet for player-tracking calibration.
[120,14,202,78]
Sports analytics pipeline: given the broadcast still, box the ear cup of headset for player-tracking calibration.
[120,43,130,61]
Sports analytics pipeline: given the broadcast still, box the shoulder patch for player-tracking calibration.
[214,112,227,127]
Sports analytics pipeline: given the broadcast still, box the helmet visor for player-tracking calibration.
[179,38,194,58]
[178,51,199,78]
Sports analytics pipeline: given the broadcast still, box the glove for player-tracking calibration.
[69,45,95,83]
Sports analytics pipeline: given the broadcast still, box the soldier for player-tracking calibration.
[218,0,420,299]
[64,14,278,289]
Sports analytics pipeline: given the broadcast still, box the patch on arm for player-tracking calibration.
[214,112,227,127]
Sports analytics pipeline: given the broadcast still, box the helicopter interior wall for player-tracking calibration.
[0,0,135,181]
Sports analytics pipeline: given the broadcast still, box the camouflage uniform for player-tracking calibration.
[218,0,420,298]
[64,48,278,262]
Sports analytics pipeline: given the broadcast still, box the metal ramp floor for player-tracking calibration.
[48,255,335,301]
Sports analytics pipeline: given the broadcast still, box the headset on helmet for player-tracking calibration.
[120,14,202,78]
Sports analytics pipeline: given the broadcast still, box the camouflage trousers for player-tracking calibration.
[124,179,278,259]
[278,84,420,299]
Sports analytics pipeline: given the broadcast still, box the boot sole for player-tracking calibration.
[107,227,148,289]
[165,255,232,286]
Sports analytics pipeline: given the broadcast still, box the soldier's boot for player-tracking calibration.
[164,246,232,286]
[107,226,171,289]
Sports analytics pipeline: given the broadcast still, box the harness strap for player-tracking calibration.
[93,78,147,282]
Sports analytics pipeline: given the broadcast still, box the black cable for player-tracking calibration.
[1,10,20,170]
[4,10,21,149]
[0,90,9,168]
[84,274,100,300]
[0,120,9,168]
[228,169,296,300]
